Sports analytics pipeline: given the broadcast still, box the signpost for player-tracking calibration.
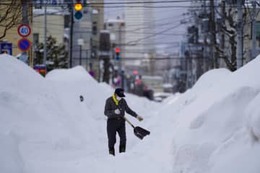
[17,38,31,52]
[17,24,32,54]
[0,42,12,55]
[17,24,31,37]
[17,2,32,65]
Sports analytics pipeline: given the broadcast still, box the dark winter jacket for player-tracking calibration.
[104,96,138,119]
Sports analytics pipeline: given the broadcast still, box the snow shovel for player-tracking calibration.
[124,117,150,140]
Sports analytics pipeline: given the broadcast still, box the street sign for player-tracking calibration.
[17,24,31,37]
[17,38,31,52]
[52,0,57,5]
[99,51,110,56]
[0,42,12,55]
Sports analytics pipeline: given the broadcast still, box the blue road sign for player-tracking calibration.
[18,38,31,52]
[52,0,57,5]
[0,42,13,55]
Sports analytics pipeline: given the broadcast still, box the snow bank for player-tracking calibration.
[192,68,231,93]
[0,134,24,173]
[167,57,260,173]
[246,92,260,141]
[1,53,260,173]
[0,55,159,173]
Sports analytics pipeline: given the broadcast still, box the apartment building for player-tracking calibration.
[33,8,65,45]
[124,0,155,70]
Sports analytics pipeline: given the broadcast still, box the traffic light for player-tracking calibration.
[74,0,83,20]
[115,47,120,60]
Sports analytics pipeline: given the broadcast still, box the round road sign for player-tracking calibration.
[18,38,31,52]
[17,24,31,37]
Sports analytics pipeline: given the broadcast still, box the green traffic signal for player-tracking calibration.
[74,11,83,20]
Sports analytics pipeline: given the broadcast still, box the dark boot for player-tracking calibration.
[109,147,115,156]
[119,145,125,153]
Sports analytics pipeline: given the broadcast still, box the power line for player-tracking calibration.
[0,0,221,9]
[111,56,205,60]
[101,0,192,5]
[126,22,184,45]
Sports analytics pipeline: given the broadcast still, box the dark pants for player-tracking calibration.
[107,118,126,155]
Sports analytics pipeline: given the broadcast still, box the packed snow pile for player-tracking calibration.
[0,54,260,173]
[155,56,260,173]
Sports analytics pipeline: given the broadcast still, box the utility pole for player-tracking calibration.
[21,0,30,65]
[69,3,74,68]
[118,21,124,89]
[209,0,218,68]
[202,0,208,72]
[236,0,243,69]
[251,0,257,60]
[221,1,225,51]
[44,2,47,69]
[21,0,29,27]
[100,30,111,84]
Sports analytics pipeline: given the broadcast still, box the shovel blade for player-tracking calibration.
[134,126,150,140]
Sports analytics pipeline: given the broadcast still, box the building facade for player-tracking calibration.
[105,17,125,63]
[33,8,65,45]
[89,0,104,80]
[0,0,33,62]
[124,0,155,70]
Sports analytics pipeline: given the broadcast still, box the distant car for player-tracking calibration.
[153,92,172,102]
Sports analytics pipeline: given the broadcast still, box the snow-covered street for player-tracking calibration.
[1,54,260,173]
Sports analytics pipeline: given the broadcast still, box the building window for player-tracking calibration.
[92,26,97,35]
[92,21,97,35]
[64,14,70,28]
[33,33,39,44]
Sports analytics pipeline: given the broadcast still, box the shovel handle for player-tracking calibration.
[124,117,135,128]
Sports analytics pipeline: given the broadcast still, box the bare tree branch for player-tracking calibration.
[0,0,22,40]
